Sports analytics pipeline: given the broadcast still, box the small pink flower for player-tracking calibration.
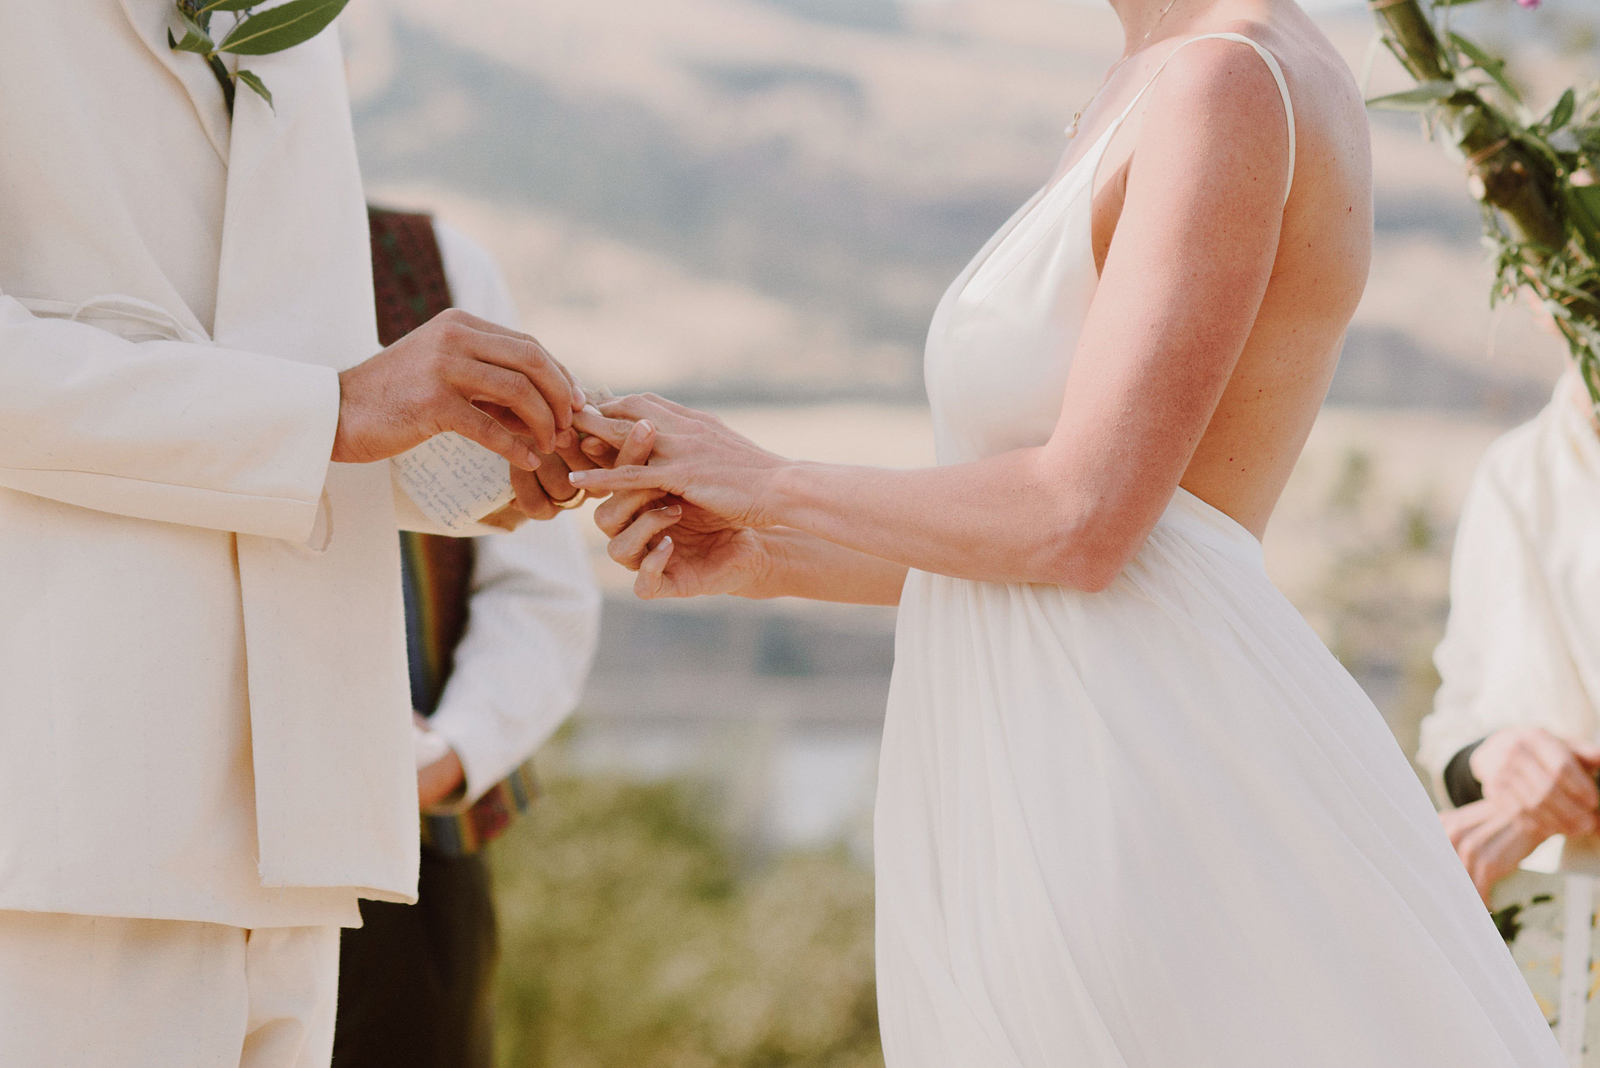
[1517,0,1540,8]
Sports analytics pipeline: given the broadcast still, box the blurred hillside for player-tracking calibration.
[347,0,1591,413]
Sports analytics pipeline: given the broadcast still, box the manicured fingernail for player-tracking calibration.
[659,536,673,549]
[636,420,654,437]
[568,471,588,485]
[582,404,602,416]
[663,505,682,516]
[581,436,606,454]
[555,429,576,449]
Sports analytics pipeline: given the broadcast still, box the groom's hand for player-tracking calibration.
[332,308,585,470]
[495,411,658,521]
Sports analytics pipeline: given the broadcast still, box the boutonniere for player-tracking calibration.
[168,0,351,117]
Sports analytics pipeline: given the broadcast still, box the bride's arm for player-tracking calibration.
[576,44,1297,591]
[593,492,908,604]
[764,531,908,604]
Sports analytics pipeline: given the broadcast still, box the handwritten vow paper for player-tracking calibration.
[392,433,515,532]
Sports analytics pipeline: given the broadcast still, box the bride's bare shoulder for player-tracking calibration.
[1135,13,1372,263]
[1140,13,1370,190]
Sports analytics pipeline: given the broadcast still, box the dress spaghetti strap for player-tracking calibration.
[1103,32,1297,202]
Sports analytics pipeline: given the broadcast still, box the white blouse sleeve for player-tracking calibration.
[1421,440,1589,799]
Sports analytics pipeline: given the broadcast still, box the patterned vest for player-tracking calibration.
[370,207,537,856]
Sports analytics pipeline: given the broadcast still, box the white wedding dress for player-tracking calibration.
[874,34,1564,1067]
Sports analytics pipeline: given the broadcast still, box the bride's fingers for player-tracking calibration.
[616,420,656,466]
[573,408,643,451]
[599,394,729,436]
[588,423,664,530]
[594,488,671,538]
[579,435,618,469]
[598,395,679,430]
[573,412,656,484]
[567,464,661,495]
[629,391,715,423]
[607,504,682,570]
[635,535,675,599]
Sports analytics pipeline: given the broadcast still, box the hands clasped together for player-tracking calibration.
[331,307,799,589]
[1441,726,1600,904]
[568,394,792,600]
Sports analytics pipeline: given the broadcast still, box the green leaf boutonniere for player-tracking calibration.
[167,0,352,117]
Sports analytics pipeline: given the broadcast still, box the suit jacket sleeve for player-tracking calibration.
[0,294,340,542]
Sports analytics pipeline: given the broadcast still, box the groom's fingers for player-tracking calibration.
[511,467,560,521]
[462,333,575,437]
[447,363,558,452]
[594,487,671,538]
[440,310,585,419]
[441,397,541,471]
[532,450,585,506]
[608,505,682,570]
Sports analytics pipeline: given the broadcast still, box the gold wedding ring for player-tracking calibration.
[551,488,589,511]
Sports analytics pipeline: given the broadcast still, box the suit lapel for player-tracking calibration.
[211,23,377,369]
[206,21,415,894]
[116,0,232,165]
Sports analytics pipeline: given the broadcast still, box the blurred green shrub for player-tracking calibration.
[490,774,884,1068]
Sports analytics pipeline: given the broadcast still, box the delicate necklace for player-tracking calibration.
[1066,0,1185,140]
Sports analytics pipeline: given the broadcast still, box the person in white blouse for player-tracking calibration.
[330,210,600,1068]
[1420,373,1600,903]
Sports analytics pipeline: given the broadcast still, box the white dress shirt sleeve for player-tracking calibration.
[427,517,601,801]
[421,219,602,800]
[0,295,339,542]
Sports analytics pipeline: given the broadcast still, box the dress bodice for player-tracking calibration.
[922,32,1296,467]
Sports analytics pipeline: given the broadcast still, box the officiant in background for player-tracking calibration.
[331,208,600,1068]
[1420,372,1600,903]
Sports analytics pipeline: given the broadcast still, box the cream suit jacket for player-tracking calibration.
[0,0,424,926]
[1422,375,1600,874]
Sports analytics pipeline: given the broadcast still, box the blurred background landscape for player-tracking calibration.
[342,1,1599,1063]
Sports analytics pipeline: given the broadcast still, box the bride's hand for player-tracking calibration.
[568,394,791,528]
[600,497,774,600]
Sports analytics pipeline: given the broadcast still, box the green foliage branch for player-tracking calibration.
[1369,0,1600,408]
[167,0,352,116]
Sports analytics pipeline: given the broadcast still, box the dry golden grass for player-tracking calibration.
[490,773,882,1068]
